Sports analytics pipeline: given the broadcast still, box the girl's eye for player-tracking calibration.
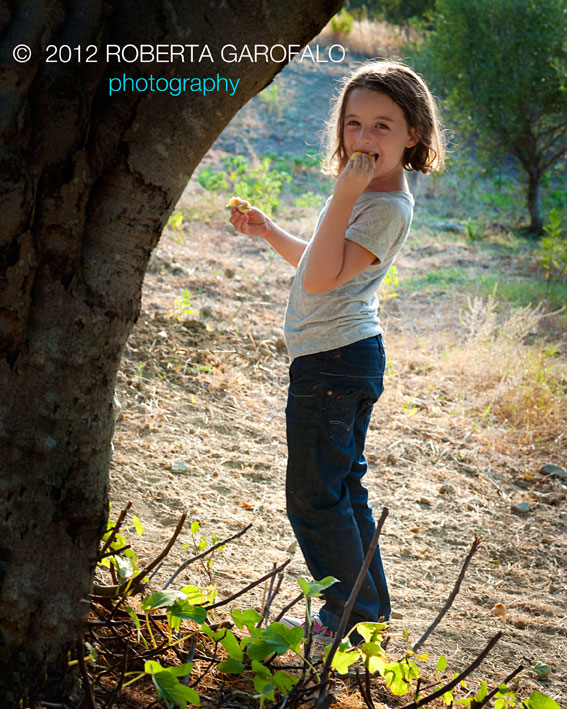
[377,123,389,130]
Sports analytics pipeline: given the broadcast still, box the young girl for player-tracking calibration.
[230,60,444,643]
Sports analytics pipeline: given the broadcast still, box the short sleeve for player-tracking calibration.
[345,197,409,264]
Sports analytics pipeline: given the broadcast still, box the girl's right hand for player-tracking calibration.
[229,206,271,239]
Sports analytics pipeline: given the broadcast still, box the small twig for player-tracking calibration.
[93,511,188,603]
[401,632,503,709]
[77,643,97,709]
[412,534,481,653]
[162,522,252,590]
[354,666,375,709]
[99,502,132,557]
[274,592,304,623]
[473,665,524,709]
[260,571,284,628]
[95,544,131,561]
[103,640,130,709]
[259,563,277,626]
[206,558,291,610]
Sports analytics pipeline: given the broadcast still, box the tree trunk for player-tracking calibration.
[0,1,341,704]
[527,166,544,234]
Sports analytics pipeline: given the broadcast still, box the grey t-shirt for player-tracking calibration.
[284,190,414,359]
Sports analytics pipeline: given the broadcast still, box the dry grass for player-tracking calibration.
[446,295,566,444]
[318,18,416,58]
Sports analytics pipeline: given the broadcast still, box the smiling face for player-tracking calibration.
[342,87,417,191]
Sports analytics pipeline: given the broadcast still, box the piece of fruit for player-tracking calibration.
[227,196,251,213]
[350,151,376,162]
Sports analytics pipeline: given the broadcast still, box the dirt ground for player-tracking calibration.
[108,48,566,709]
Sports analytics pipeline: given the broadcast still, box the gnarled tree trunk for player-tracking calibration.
[0,1,341,704]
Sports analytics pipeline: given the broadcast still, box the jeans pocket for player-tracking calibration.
[328,390,358,449]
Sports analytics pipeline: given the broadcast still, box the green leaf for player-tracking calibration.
[437,655,448,672]
[330,646,361,674]
[133,515,144,537]
[219,630,243,662]
[272,670,298,694]
[180,584,217,605]
[114,555,134,580]
[261,622,304,653]
[169,683,200,707]
[474,681,488,703]
[297,576,338,598]
[230,608,263,631]
[141,590,187,610]
[200,623,228,642]
[251,660,271,677]
[383,661,414,696]
[169,600,207,625]
[442,689,454,706]
[164,663,194,678]
[522,691,561,709]
[144,662,199,707]
[217,658,246,674]
[361,641,386,659]
[356,621,388,643]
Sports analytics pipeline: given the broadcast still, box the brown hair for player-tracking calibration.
[323,60,445,176]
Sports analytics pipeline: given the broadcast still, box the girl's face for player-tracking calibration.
[342,87,417,190]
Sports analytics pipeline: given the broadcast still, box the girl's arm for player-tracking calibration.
[230,207,306,268]
[302,155,377,293]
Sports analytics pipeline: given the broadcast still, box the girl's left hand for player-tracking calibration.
[334,153,375,201]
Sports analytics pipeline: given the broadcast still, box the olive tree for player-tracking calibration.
[424,0,567,233]
[0,0,341,705]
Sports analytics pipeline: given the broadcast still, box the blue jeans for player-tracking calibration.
[285,335,391,637]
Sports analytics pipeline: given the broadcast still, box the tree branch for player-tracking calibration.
[402,632,503,709]
[162,522,252,590]
[412,534,481,653]
[318,508,389,702]
[206,558,291,610]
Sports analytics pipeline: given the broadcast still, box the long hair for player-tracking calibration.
[323,60,445,176]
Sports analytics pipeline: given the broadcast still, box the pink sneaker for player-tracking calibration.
[280,614,336,645]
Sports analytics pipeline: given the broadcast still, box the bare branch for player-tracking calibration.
[402,632,503,709]
[206,558,291,610]
[98,502,132,557]
[274,592,304,623]
[92,511,187,599]
[473,665,524,709]
[318,508,389,699]
[162,522,252,590]
[412,534,481,653]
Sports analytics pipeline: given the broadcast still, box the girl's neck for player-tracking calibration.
[363,171,409,194]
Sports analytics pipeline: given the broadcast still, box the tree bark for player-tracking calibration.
[0,1,341,704]
[527,166,543,235]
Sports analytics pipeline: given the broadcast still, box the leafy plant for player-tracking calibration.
[380,264,400,301]
[330,7,354,36]
[85,507,561,709]
[170,289,194,321]
[198,155,291,215]
[539,208,567,281]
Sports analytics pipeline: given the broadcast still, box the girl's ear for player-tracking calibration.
[406,128,418,148]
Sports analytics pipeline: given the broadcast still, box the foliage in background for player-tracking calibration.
[538,208,567,282]
[344,0,435,23]
[419,0,567,234]
[330,7,355,36]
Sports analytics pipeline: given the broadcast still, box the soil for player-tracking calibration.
[107,46,567,708]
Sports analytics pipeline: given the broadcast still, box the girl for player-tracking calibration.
[230,60,444,643]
